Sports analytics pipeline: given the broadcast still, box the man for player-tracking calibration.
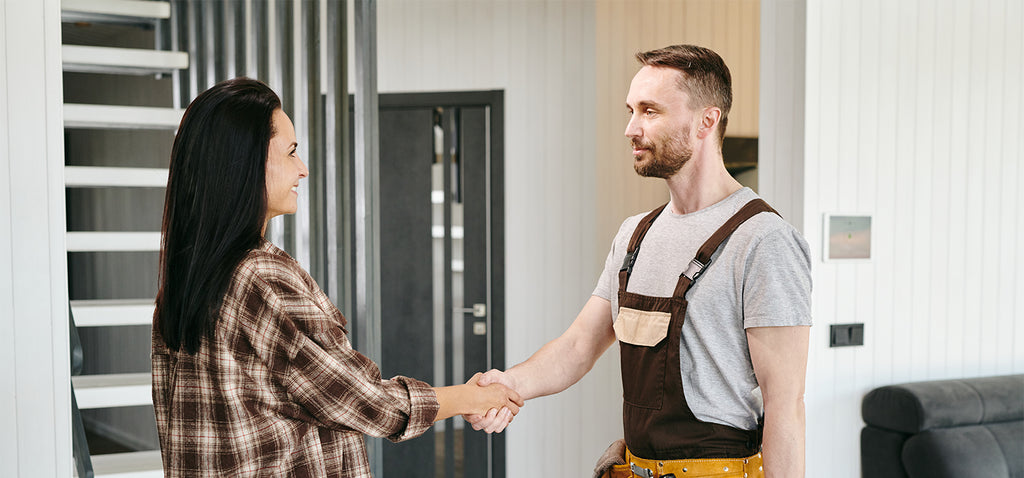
[468,45,811,478]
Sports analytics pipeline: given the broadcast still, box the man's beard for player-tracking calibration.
[632,129,693,179]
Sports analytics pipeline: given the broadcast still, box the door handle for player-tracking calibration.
[457,304,488,336]
[456,303,487,318]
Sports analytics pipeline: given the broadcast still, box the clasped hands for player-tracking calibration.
[465,369,518,434]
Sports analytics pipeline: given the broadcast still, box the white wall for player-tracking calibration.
[799,0,1024,476]
[0,0,72,475]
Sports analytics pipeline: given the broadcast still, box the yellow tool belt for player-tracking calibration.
[604,448,763,478]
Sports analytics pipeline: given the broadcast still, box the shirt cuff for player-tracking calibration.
[387,376,439,442]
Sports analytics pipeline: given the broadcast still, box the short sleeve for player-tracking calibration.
[592,238,620,301]
[741,226,813,329]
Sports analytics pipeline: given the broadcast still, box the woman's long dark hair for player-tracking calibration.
[155,78,281,353]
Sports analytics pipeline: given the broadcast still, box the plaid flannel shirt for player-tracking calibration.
[152,240,439,477]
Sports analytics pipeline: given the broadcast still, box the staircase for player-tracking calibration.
[63,1,185,476]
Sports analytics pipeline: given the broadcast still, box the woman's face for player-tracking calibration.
[265,109,308,224]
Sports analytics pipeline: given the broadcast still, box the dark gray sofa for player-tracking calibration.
[861,374,1024,478]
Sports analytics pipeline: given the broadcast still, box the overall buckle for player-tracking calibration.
[681,258,708,281]
[629,462,653,478]
[620,249,640,274]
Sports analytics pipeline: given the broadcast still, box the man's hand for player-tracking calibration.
[461,296,617,434]
[465,370,519,433]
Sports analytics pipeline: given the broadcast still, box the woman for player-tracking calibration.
[152,78,521,477]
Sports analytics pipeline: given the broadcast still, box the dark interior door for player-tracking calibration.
[376,91,505,478]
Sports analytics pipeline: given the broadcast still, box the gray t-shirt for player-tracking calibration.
[594,187,812,431]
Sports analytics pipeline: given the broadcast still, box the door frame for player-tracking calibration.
[378,89,506,478]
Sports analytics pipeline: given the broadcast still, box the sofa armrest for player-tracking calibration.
[861,426,910,478]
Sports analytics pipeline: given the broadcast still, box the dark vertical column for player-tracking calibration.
[443,108,456,478]
[352,0,382,472]
[324,0,351,314]
[486,94,507,478]
[459,106,489,477]
[304,0,325,291]
[378,107,436,476]
[201,0,220,86]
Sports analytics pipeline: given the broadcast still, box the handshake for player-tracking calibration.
[459,369,521,434]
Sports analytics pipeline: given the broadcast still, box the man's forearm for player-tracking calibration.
[506,295,617,400]
[761,400,805,478]
[506,335,601,400]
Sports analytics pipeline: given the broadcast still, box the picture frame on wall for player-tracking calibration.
[823,213,872,262]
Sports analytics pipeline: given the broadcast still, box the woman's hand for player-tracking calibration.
[431,382,523,423]
[467,382,523,417]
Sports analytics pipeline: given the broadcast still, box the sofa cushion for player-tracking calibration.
[862,375,1024,433]
[902,422,1023,478]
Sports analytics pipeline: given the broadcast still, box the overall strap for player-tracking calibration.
[671,199,779,298]
[618,203,668,292]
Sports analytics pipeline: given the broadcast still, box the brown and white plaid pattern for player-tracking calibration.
[152,240,439,477]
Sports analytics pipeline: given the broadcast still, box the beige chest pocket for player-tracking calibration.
[613,307,671,347]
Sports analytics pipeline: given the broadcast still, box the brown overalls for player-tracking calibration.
[612,199,777,475]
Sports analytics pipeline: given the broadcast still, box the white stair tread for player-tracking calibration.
[63,45,188,75]
[92,450,163,478]
[73,373,151,409]
[65,166,168,188]
[71,299,154,327]
[64,104,183,130]
[66,231,161,252]
[62,0,170,20]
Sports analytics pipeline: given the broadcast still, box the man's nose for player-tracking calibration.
[624,115,641,138]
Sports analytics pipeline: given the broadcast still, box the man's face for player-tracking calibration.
[624,66,695,179]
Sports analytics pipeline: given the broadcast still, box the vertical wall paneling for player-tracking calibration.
[1006,0,1024,374]
[0,1,13,467]
[0,0,71,475]
[944,0,970,380]
[0,4,15,475]
[927,0,952,380]
[799,1,1024,475]
[870,0,897,387]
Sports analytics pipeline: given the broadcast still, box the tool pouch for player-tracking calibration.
[594,439,632,478]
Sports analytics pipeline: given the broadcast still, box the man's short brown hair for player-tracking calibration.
[635,45,732,144]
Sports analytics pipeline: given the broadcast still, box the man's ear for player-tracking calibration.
[695,107,722,140]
